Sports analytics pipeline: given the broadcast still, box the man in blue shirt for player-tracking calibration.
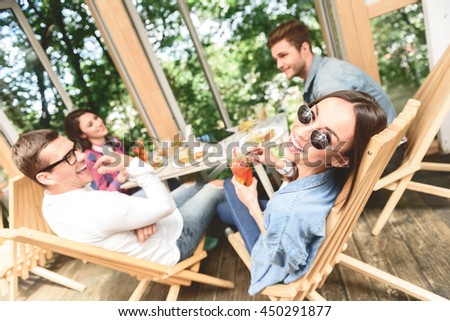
[267,19,405,174]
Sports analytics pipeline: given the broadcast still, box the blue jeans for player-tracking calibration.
[130,178,181,198]
[131,188,147,198]
[216,178,268,253]
[174,182,224,261]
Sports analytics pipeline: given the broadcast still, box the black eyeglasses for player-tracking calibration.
[35,141,82,177]
[297,104,331,150]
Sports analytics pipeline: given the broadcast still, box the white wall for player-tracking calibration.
[422,0,450,153]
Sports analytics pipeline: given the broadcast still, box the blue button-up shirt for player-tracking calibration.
[249,168,342,295]
[304,55,397,125]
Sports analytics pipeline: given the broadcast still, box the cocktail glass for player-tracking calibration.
[231,147,253,186]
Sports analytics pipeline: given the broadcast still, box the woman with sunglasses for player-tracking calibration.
[216,90,387,295]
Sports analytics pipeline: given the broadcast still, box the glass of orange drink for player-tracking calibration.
[231,147,253,186]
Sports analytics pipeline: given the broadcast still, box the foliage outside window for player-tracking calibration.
[1,0,429,145]
[133,0,322,136]
[1,1,146,147]
[371,3,428,113]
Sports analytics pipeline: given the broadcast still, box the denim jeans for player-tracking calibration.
[131,188,147,198]
[216,178,268,253]
[174,182,224,260]
[130,178,181,198]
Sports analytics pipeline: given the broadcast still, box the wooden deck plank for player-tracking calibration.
[352,203,411,300]
[360,183,450,299]
[394,193,450,298]
[315,266,349,300]
[215,236,239,301]
[338,237,388,300]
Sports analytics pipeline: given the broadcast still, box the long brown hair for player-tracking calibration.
[65,109,112,150]
[310,90,387,208]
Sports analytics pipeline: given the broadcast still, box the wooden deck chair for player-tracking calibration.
[0,175,87,300]
[0,134,21,228]
[0,135,21,180]
[228,99,446,301]
[1,136,84,299]
[371,44,450,235]
[0,175,234,301]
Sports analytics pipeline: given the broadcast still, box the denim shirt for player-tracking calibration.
[249,168,342,295]
[304,55,397,125]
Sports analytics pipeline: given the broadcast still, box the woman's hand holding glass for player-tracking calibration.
[231,177,267,233]
[231,177,259,212]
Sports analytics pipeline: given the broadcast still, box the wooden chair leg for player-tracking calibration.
[338,254,447,301]
[372,175,413,235]
[8,274,18,301]
[0,279,6,297]
[306,290,326,301]
[129,279,150,301]
[31,266,86,292]
[420,162,450,172]
[166,284,181,301]
[406,181,450,198]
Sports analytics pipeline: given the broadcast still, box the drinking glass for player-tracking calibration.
[231,147,253,186]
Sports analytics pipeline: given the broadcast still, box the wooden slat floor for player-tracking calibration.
[2,154,449,301]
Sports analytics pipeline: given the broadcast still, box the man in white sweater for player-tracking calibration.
[11,129,224,265]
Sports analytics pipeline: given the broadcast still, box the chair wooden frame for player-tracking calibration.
[0,175,87,300]
[371,44,450,235]
[0,175,234,300]
[227,99,447,301]
[1,135,85,299]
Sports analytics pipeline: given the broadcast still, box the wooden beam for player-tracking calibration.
[334,0,381,83]
[0,135,20,178]
[177,0,231,129]
[3,0,74,111]
[85,0,180,141]
[367,0,419,19]
[314,0,335,57]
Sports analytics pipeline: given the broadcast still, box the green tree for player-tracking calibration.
[371,3,428,111]
[1,0,428,142]
[1,0,145,146]
[136,0,322,135]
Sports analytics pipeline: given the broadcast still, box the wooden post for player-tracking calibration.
[85,0,181,141]
[333,0,381,83]
[0,136,20,178]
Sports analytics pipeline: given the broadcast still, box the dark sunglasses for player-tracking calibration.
[297,104,331,150]
[35,141,82,177]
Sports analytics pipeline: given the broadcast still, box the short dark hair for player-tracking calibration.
[267,19,311,51]
[11,129,59,184]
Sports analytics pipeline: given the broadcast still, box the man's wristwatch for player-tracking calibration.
[276,159,297,177]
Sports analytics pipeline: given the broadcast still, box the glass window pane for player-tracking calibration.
[134,1,222,137]
[133,0,323,135]
[371,3,429,113]
[0,9,65,133]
